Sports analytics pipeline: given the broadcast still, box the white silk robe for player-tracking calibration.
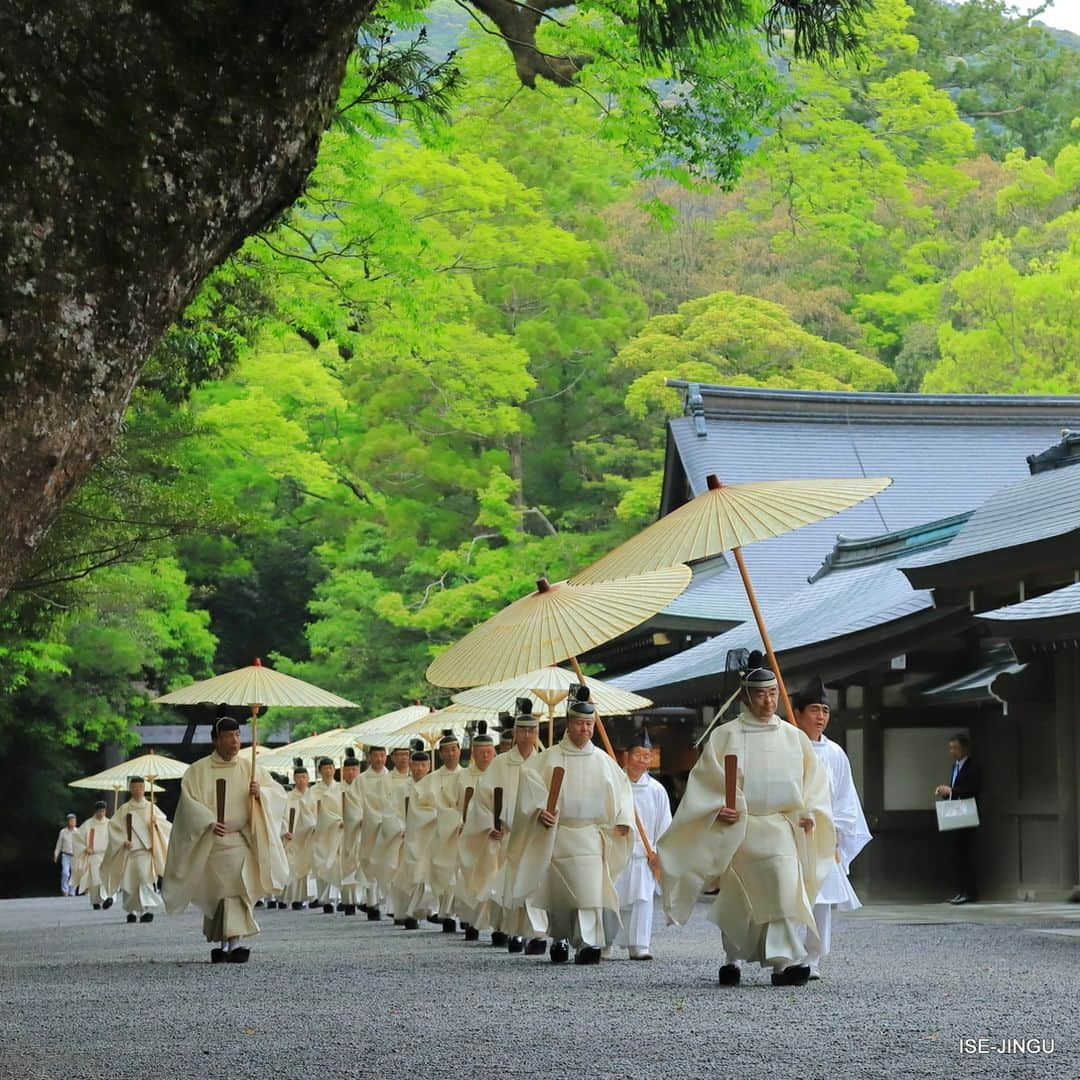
[509,738,635,950]
[163,751,288,942]
[809,735,871,909]
[658,712,835,970]
[102,797,171,914]
[73,814,110,905]
[282,787,318,904]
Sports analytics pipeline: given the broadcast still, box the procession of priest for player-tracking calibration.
[63,658,872,984]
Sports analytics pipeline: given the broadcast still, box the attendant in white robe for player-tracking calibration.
[356,745,394,919]
[453,722,498,940]
[372,745,415,918]
[419,729,468,933]
[658,655,835,987]
[792,676,872,980]
[163,716,288,963]
[102,777,171,923]
[282,759,318,910]
[311,756,345,913]
[463,702,545,954]
[509,688,635,965]
[611,730,672,960]
[388,742,437,928]
[339,749,366,915]
[73,801,112,909]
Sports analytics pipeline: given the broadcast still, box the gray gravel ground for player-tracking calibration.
[1,896,1076,1080]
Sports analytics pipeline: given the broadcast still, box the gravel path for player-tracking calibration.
[1,897,1076,1079]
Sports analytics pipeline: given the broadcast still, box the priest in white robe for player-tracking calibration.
[102,776,171,923]
[73,800,112,910]
[463,702,545,953]
[310,756,345,913]
[792,675,872,979]
[163,716,288,963]
[282,759,318,910]
[658,656,835,987]
[452,721,499,940]
[423,729,468,933]
[388,742,438,929]
[339,748,366,916]
[356,745,394,919]
[611,729,671,960]
[509,688,635,965]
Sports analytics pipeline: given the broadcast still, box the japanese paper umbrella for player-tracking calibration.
[570,474,892,721]
[342,703,435,745]
[452,666,652,746]
[71,751,188,858]
[152,658,359,793]
[424,566,692,689]
[69,771,164,813]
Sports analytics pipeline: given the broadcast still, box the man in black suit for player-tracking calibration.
[935,733,981,904]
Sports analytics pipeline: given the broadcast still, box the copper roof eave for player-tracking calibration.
[902,532,1080,591]
[622,604,969,707]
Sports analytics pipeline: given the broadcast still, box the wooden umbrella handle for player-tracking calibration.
[404,796,410,820]
[216,778,227,824]
[462,786,475,823]
[493,787,504,831]
[288,806,296,834]
[545,766,565,816]
[125,814,133,843]
[724,754,738,810]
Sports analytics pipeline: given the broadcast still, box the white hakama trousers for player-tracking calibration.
[120,851,162,914]
[201,833,259,942]
[802,902,833,972]
[615,894,654,951]
[544,824,619,950]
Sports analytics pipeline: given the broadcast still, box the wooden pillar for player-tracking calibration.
[861,682,884,900]
[1056,652,1080,890]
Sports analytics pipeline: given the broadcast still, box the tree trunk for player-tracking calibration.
[0,1,376,598]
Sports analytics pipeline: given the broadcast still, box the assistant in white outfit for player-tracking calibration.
[613,730,672,960]
[792,676,872,979]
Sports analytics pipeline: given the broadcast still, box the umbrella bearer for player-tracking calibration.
[610,729,672,961]
[509,688,635,965]
[311,756,345,914]
[102,776,171,924]
[282,759,318,910]
[164,716,288,964]
[340,748,366,916]
[357,744,393,920]
[421,729,468,933]
[460,701,546,954]
[657,657,835,988]
[73,800,112,910]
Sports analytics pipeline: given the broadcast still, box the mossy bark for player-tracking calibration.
[0,1,376,596]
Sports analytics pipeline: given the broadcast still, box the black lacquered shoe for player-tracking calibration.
[291,902,303,911]
[403,917,420,930]
[126,913,137,924]
[525,938,547,956]
[139,912,154,923]
[102,897,114,910]
[323,904,334,914]
[441,918,457,933]
[549,939,570,964]
[507,936,525,954]
[574,946,601,965]
[229,947,251,964]
[367,908,381,921]
[211,948,226,964]
[464,925,480,941]
[491,932,508,947]
[718,964,740,986]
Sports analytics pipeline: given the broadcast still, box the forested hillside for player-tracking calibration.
[2,0,1076,889]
